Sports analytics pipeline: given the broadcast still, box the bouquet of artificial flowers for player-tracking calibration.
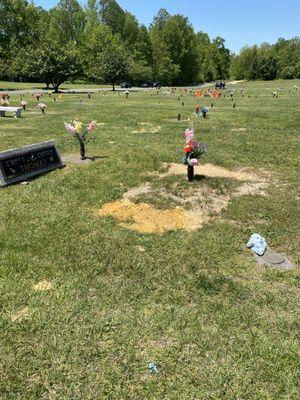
[181,128,207,166]
[64,120,96,159]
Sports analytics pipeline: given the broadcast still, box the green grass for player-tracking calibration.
[0,80,299,399]
[0,81,111,91]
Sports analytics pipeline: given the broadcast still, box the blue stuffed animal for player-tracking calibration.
[247,234,267,256]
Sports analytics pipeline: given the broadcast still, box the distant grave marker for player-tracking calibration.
[0,141,64,187]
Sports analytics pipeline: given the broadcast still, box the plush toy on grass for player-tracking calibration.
[246,233,267,256]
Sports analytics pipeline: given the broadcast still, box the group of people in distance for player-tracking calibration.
[215,81,226,90]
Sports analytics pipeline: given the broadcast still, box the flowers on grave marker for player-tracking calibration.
[64,120,97,160]
[37,103,47,114]
[20,100,27,110]
[1,99,9,106]
[182,128,207,166]
[34,93,42,101]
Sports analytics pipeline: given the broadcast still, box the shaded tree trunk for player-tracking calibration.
[53,84,60,93]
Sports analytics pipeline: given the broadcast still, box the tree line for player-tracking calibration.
[0,0,230,90]
[231,38,300,81]
[0,0,299,91]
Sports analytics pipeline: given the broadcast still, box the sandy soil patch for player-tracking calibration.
[94,164,269,234]
[156,163,263,182]
[11,307,30,323]
[95,200,199,233]
[235,181,268,197]
[33,280,53,291]
[136,245,146,252]
[133,123,161,133]
[123,182,152,200]
[231,128,247,132]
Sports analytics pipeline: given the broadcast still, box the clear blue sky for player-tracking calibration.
[34,0,300,53]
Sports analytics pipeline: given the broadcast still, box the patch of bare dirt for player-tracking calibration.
[136,245,146,252]
[156,163,264,182]
[33,280,53,291]
[11,307,30,323]
[235,181,268,197]
[94,163,270,234]
[231,128,247,132]
[133,123,161,133]
[95,200,199,233]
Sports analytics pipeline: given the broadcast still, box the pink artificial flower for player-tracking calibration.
[189,158,200,166]
[64,123,76,133]
[37,103,47,109]
[189,139,197,149]
[20,100,27,106]
[184,128,195,144]
[86,121,96,132]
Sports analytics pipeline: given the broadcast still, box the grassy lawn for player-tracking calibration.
[0,81,111,91]
[0,80,299,399]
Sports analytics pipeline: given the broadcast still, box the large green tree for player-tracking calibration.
[48,0,85,44]
[96,42,129,90]
[211,36,231,80]
[150,24,180,85]
[99,0,125,37]
[13,39,81,91]
[0,0,46,79]
[162,14,199,84]
[83,23,115,81]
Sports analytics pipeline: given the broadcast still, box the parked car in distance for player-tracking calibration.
[120,82,132,88]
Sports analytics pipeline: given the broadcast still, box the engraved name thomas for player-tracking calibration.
[1,147,60,179]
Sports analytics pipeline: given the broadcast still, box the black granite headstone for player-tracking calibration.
[0,140,64,186]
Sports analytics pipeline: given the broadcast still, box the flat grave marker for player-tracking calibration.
[0,140,64,187]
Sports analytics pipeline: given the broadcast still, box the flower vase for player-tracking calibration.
[187,165,194,181]
[79,140,86,160]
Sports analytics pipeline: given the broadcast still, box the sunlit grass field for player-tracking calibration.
[0,80,299,399]
[0,81,110,91]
